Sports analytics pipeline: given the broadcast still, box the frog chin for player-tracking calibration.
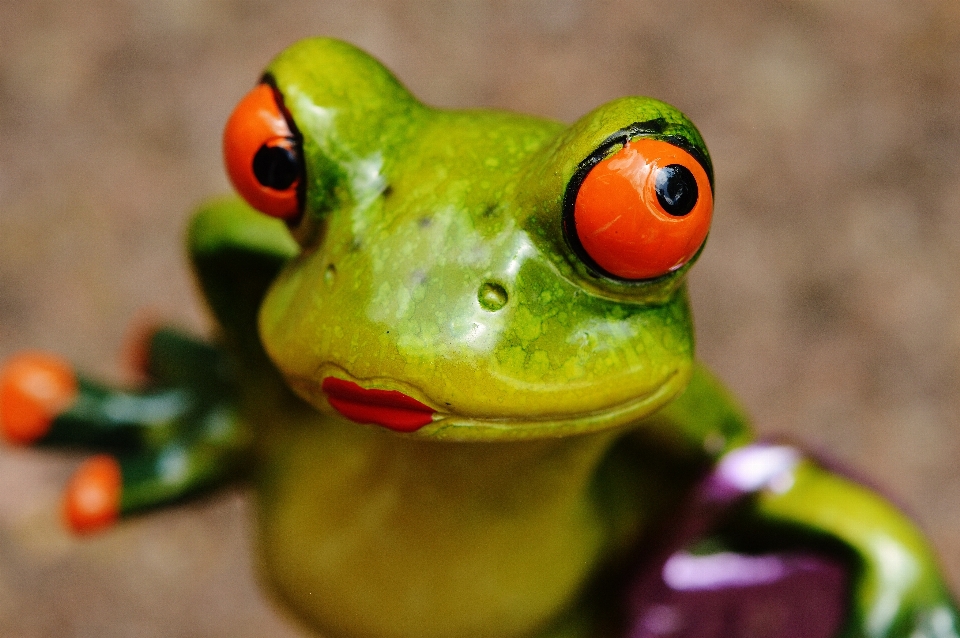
[284,362,691,442]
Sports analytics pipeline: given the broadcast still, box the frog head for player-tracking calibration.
[223,38,713,441]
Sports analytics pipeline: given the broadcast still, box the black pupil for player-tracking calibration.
[654,164,698,216]
[253,143,300,191]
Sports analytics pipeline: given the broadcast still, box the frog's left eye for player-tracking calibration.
[223,83,304,221]
[564,138,713,281]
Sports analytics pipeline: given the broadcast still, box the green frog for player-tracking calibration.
[0,37,957,638]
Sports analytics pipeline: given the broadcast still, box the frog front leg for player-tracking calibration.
[0,196,297,533]
[633,367,958,638]
[746,453,960,638]
[0,327,248,532]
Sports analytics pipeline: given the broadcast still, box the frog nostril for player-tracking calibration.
[478,282,508,311]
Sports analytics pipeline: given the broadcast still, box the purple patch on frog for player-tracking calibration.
[621,444,850,638]
[626,549,848,638]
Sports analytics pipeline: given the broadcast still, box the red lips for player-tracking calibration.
[322,377,435,433]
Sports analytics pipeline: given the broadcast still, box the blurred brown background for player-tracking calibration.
[1,0,959,635]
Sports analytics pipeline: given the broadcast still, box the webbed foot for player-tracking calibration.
[0,327,250,534]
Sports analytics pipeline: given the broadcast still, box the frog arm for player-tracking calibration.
[632,369,957,637]
[187,195,299,371]
[0,197,299,534]
[636,361,755,460]
[0,318,254,535]
[621,443,956,638]
[749,458,959,638]
[188,196,314,435]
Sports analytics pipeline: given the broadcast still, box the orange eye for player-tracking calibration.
[223,83,303,220]
[566,138,712,280]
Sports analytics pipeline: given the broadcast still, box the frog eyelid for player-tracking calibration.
[259,74,305,141]
[569,120,713,195]
[260,75,308,222]
[260,72,307,219]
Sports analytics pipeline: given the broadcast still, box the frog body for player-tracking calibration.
[0,38,957,638]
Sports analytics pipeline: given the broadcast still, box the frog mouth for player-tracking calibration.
[308,366,687,441]
[321,377,435,433]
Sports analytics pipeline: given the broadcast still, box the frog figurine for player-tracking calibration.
[0,38,957,638]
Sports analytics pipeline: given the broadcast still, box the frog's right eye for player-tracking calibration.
[563,138,713,281]
[223,83,304,221]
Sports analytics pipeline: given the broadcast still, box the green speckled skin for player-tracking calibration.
[185,38,958,638]
[259,41,703,440]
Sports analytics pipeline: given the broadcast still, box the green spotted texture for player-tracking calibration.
[259,39,709,440]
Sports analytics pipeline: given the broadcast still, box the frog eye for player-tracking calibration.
[223,83,304,221]
[564,138,713,281]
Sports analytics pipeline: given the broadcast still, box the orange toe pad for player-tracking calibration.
[0,352,77,445]
[64,454,122,534]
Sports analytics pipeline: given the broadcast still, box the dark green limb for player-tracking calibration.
[97,196,299,515]
[40,327,253,517]
[43,326,237,453]
[46,381,193,451]
[188,196,307,446]
[4,198,297,526]
[637,362,754,460]
[117,404,249,514]
[139,327,233,397]
[188,196,299,372]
